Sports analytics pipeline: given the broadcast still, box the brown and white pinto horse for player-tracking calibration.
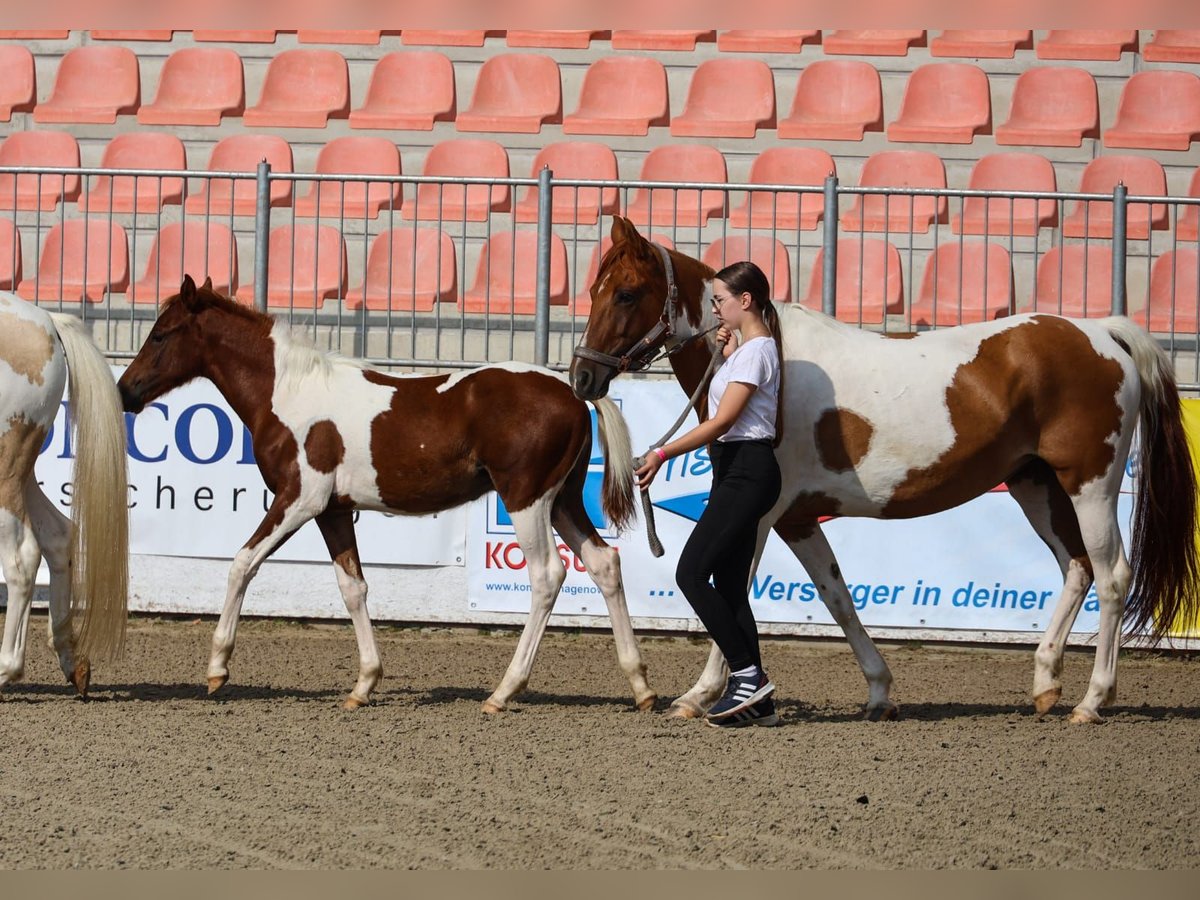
[571,217,1200,724]
[118,275,653,712]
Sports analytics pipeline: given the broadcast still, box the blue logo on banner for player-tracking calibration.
[652,491,710,523]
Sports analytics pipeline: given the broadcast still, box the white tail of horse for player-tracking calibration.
[49,313,129,662]
[592,396,637,533]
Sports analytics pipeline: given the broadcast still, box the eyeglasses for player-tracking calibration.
[711,292,742,310]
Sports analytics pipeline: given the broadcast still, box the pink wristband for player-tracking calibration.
[654,448,667,463]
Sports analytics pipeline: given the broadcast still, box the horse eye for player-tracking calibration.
[614,289,638,305]
[150,331,165,344]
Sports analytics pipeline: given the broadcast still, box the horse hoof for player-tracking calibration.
[636,694,658,712]
[342,695,368,710]
[1033,687,1062,716]
[864,703,899,722]
[481,699,505,715]
[71,660,91,698]
[1068,708,1103,725]
[206,675,228,696]
[666,701,704,720]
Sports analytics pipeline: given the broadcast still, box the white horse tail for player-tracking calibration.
[592,396,637,534]
[48,313,129,662]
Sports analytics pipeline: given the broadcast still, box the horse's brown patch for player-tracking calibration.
[814,408,874,472]
[0,309,56,386]
[304,420,345,474]
[0,416,46,514]
[884,331,920,340]
[772,491,843,542]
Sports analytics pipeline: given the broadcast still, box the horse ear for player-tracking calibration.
[179,274,202,312]
[610,216,632,244]
[202,276,214,291]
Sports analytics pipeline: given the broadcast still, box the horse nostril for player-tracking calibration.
[574,368,592,396]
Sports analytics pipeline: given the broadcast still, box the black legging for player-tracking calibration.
[675,439,782,672]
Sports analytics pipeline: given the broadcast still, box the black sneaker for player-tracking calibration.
[706,670,775,719]
[706,696,780,728]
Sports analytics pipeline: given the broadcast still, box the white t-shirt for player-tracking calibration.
[707,335,780,442]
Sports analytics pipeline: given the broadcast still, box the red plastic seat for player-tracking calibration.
[506,31,609,48]
[0,46,36,121]
[777,60,882,141]
[624,145,728,227]
[131,221,238,305]
[952,153,1058,236]
[562,56,669,136]
[184,135,293,216]
[1062,155,1168,240]
[1103,71,1200,152]
[79,132,187,213]
[572,234,675,314]
[823,30,925,55]
[995,67,1098,147]
[0,219,21,289]
[804,238,904,324]
[294,137,402,220]
[243,49,349,128]
[91,30,175,40]
[1028,245,1115,317]
[406,139,509,222]
[1144,30,1200,63]
[456,53,561,134]
[33,45,140,124]
[514,142,618,225]
[0,131,81,211]
[137,47,245,126]
[297,31,393,44]
[717,31,820,53]
[912,241,1013,326]
[1137,250,1200,333]
[610,31,716,50]
[346,228,457,312]
[1174,168,1200,240]
[887,63,991,144]
[702,237,791,303]
[237,224,347,310]
[462,230,568,315]
[0,31,69,39]
[1036,30,1138,60]
[840,151,947,234]
[929,30,1032,58]
[670,58,776,139]
[192,31,279,43]
[348,51,455,131]
[401,31,501,47]
[18,219,128,302]
[729,147,835,231]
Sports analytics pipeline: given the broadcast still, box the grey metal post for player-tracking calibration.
[253,159,272,313]
[1111,182,1128,316]
[533,165,553,367]
[822,174,839,318]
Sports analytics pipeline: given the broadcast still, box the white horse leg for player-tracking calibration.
[315,508,382,709]
[24,483,85,692]
[0,507,40,688]
[669,640,729,719]
[483,493,565,713]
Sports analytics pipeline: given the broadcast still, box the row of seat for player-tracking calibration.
[4,44,1200,149]
[3,217,1195,332]
[5,131,1199,240]
[2,30,1194,61]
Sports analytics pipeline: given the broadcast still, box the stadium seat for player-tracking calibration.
[0,131,81,211]
[455,53,561,133]
[623,144,728,227]
[929,30,1032,57]
[1103,71,1200,151]
[562,56,669,136]
[702,236,792,303]
[952,153,1058,236]
[840,150,948,234]
[513,141,618,225]
[0,46,35,120]
[1143,30,1200,63]
[823,30,925,55]
[294,136,402,220]
[18,219,129,302]
[912,241,1014,326]
[804,238,904,324]
[506,30,609,48]
[995,67,1098,147]
[401,31,501,46]
[572,234,675,314]
[610,31,716,50]
[1062,155,1168,240]
[297,31,394,44]
[729,147,835,231]
[91,30,175,40]
[33,45,140,124]
[79,132,187,213]
[184,134,293,216]
[348,51,455,131]
[462,230,569,315]
[1174,168,1200,240]
[137,47,245,125]
[237,224,347,310]
[130,221,238,305]
[777,60,883,141]
[716,31,820,52]
[1028,245,1115,317]
[192,31,279,43]
[345,228,457,312]
[670,58,776,138]
[243,49,350,128]
[1137,249,1200,333]
[1036,30,1138,60]
[0,218,21,290]
[887,63,991,144]
[0,31,69,39]
[406,139,509,221]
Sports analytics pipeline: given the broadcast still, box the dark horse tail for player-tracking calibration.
[1106,317,1200,643]
[591,397,637,534]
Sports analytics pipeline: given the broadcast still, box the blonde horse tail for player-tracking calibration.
[593,396,637,534]
[48,313,129,662]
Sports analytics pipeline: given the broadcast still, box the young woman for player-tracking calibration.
[635,260,784,728]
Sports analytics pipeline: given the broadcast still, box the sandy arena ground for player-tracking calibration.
[0,614,1196,869]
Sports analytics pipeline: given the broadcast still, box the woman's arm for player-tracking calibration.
[635,381,756,489]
